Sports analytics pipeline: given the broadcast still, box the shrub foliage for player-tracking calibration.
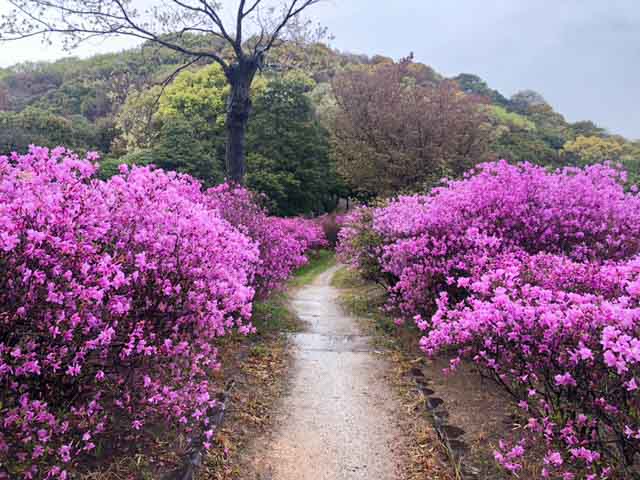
[0,147,323,479]
[338,161,640,477]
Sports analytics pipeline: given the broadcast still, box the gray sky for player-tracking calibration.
[1,0,639,139]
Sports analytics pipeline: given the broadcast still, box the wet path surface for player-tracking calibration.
[243,266,406,480]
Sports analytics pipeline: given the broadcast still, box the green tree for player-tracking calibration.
[509,89,549,113]
[110,66,339,213]
[149,64,254,185]
[486,105,536,132]
[157,64,230,146]
[569,120,608,139]
[0,107,100,154]
[490,129,559,165]
[246,73,338,215]
[561,135,640,184]
[562,135,624,165]
[2,0,323,183]
[152,118,223,187]
[485,105,560,164]
[113,86,164,153]
[621,141,640,184]
[491,90,571,165]
[454,73,509,106]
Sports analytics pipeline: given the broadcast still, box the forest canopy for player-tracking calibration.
[1,38,639,211]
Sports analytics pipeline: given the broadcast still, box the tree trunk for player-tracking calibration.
[225,59,259,184]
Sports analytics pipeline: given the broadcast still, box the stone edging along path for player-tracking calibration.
[242,265,409,479]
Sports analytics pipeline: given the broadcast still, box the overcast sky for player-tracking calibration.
[1,0,638,139]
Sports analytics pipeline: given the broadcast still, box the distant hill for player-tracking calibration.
[1,37,638,180]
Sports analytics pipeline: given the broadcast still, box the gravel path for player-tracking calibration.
[243,265,406,479]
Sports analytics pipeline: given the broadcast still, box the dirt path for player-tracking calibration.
[242,265,407,479]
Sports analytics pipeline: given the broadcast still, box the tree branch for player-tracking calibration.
[236,0,246,50]
[198,0,239,56]
[263,0,320,52]
[2,0,230,70]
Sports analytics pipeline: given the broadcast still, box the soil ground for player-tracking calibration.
[239,265,413,479]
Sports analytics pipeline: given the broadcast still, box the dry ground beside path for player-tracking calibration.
[241,265,410,480]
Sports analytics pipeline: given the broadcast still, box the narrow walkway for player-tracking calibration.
[244,265,406,479]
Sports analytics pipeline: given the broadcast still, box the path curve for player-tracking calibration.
[243,265,406,479]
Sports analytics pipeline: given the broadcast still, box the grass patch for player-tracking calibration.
[251,292,300,334]
[332,267,398,336]
[287,249,335,288]
[251,250,336,334]
[330,265,364,289]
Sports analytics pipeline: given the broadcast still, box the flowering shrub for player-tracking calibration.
[277,217,327,252]
[338,161,640,477]
[336,207,390,284]
[424,253,640,477]
[0,147,322,479]
[207,183,326,295]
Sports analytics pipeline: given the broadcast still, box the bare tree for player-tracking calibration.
[0,0,322,183]
[331,59,489,197]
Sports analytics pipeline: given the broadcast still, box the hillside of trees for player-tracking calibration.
[2,39,639,211]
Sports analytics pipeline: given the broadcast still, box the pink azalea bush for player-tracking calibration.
[277,217,327,252]
[337,207,392,284]
[338,161,640,477]
[207,184,326,296]
[425,252,640,477]
[0,147,323,479]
